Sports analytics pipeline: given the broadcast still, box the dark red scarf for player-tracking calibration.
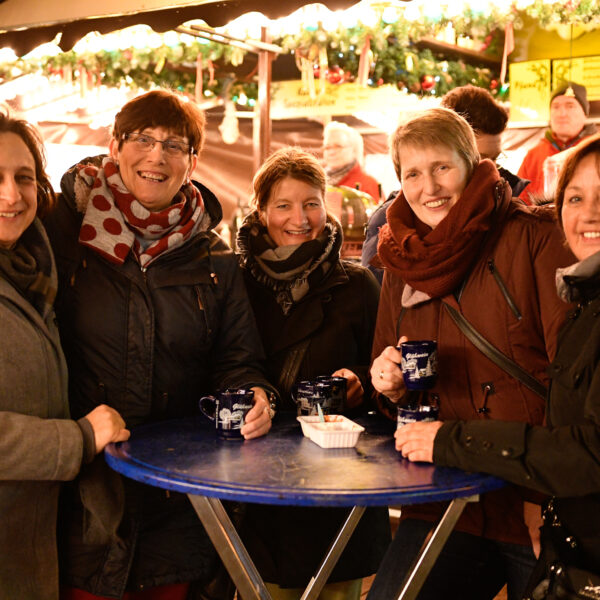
[377,160,511,298]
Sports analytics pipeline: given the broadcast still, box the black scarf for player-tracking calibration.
[237,210,343,315]
[0,220,56,315]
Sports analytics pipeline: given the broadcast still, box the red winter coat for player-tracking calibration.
[372,187,575,547]
[336,163,380,201]
[518,126,597,204]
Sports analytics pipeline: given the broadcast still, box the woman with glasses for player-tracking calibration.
[44,89,277,600]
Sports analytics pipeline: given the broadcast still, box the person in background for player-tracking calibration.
[43,89,277,600]
[362,84,528,284]
[236,147,390,600]
[367,108,574,600]
[0,112,129,600]
[441,84,529,198]
[518,81,597,204]
[394,132,600,600]
[323,120,380,201]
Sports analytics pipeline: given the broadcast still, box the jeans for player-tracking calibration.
[367,518,536,600]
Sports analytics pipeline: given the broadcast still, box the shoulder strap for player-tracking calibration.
[443,301,547,399]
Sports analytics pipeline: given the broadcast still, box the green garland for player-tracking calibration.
[1,2,598,104]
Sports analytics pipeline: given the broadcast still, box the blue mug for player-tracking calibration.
[397,402,440,429]
[199,388,254,439]
[399,340,438,391]
[293,380,333,416]
[315,375,347,413]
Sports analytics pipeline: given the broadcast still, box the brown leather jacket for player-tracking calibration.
[372,193,575,546]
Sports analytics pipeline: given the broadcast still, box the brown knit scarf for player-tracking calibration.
[377,160,511,298]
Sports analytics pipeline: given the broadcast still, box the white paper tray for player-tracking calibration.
[297,415,365,448]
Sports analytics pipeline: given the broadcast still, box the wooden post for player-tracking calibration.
[253,25,272,173]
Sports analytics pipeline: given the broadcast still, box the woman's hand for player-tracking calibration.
[85,405,130,453]
[394,421,443,463]
[332,368,363,409]
[241,387,273,439]
[370,337,407,401]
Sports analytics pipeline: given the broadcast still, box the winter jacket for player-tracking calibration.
[433,266,600,576]
[0,220,85,600]
[43,173,275,598]
[335,163,380,201]
[518,124,597,203]
[239,259,391,587]
[372,196,575,548]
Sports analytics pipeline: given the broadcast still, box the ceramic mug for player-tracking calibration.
[199,388,254,439]
[292,380,333,416]
[398,340,438,391]
[397,402,440,429]
[315,375,347,413]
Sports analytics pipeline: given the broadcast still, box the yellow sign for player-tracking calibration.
[509,60,551,123]
[270,80,425,119]
[553,56,600,101]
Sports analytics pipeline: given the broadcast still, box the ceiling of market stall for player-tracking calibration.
[0,0,367,55]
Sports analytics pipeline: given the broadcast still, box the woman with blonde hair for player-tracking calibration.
[368,107,574,600]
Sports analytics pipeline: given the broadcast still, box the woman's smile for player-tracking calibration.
[399,144,469,230]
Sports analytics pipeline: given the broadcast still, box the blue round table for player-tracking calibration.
[106,414,505,600]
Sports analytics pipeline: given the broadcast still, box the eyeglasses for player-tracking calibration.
[122,133,194,158]
[322,144,345,152]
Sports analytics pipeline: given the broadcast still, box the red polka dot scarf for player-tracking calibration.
[76,157,209,268]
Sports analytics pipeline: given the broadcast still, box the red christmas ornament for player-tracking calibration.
[327,66,345,84]
[377,78,384,86]
[420,74,435,92]
[490,79,499,90]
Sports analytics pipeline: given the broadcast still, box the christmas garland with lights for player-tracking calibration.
[1,2,598,105]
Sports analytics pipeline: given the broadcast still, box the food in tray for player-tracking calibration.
[297,414,364,448]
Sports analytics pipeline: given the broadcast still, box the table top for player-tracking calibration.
[105,413,505,507]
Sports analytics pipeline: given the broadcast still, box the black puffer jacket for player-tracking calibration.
[44,169,275,598]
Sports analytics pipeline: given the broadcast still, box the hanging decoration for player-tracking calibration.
[3,1,599,108]
[356,35,372,86]
[218,100,240,144]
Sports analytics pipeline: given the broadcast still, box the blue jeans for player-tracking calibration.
[367,518,536,600]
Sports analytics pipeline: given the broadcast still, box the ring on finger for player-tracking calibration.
[379,369,384,379]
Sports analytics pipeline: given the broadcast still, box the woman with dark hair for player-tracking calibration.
[44,89,277,600]
[0,112,128,600]
[367,107,575,600]
[391,132,600,599]
[237,147,389,600]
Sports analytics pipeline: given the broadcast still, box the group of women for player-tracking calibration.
[1,87,599,600]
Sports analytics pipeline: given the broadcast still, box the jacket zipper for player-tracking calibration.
[487,258,522,320]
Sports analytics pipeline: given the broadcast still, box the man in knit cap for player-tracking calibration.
[518,81,596,203]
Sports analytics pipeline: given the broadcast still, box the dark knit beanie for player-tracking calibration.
[551,81,589,116]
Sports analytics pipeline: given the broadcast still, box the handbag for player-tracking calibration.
[442,301,547,399]
[526,499,600,600]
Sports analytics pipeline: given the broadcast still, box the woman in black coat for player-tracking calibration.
[393,134,600,599]
[237,147,390,599]
[44,90,277,600]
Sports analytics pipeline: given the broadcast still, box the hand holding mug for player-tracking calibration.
[394,420,443,462]
[370,337,406,401]
[240,387,273,440]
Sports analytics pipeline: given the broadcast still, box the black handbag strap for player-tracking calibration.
[443,301,547,400]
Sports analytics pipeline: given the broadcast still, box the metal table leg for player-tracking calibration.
[300,506,366,600]
[187,494,272,600]
[396,494,480,600]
